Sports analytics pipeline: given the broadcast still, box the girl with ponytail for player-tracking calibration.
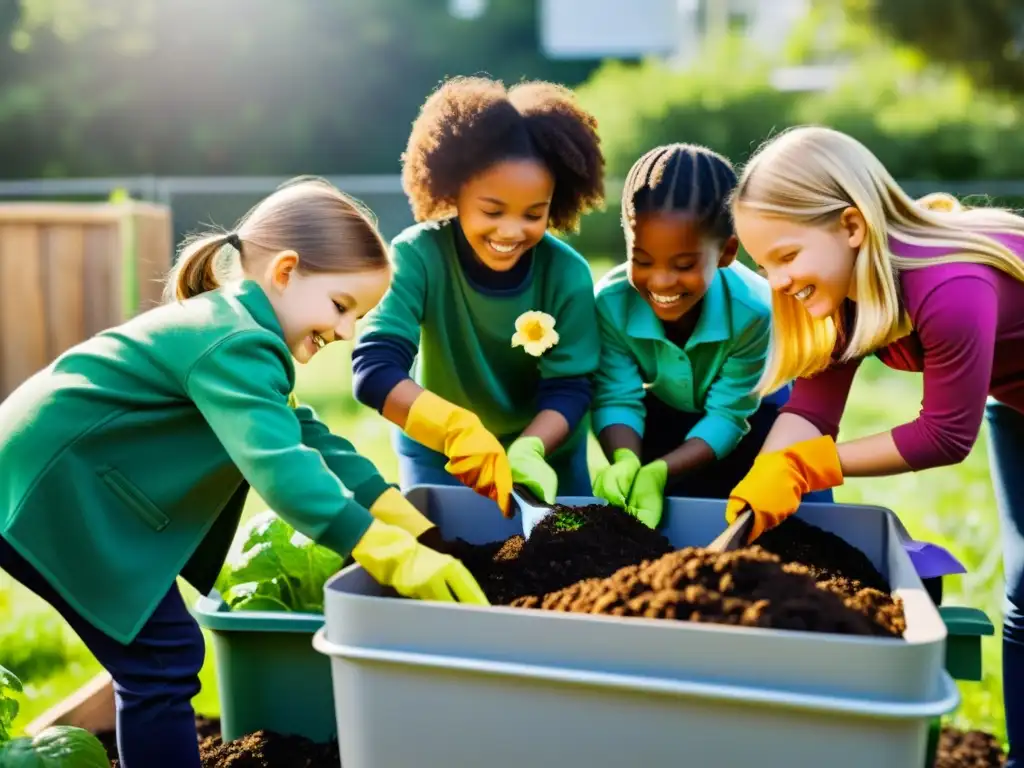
[0,176,487,768]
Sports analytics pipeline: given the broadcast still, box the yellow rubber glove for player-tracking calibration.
[726,435,844,542]
[404,389,513,517]
[351,519,489,605]
[592,448,642,508]
[369,487,435,538]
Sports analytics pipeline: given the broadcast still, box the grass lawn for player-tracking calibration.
[0,258,1009,744]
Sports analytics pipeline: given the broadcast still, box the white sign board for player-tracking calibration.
[540,0,682,59]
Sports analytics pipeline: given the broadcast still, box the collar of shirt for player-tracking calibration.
[624,268,733,349]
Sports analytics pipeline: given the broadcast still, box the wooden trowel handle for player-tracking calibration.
[707,508,755,553]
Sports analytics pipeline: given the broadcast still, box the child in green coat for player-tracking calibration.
[591,144,834,527]
[0,178,485,768]
[352,76,606,514]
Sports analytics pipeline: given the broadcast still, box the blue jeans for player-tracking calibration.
[0,535,204,768]
[986,399,1024,765]
[395,429,593,497]
[639,384,835,504]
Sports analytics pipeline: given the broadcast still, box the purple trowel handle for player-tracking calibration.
[902,539,968,580]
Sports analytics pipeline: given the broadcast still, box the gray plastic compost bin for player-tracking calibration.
[314,487,959,768]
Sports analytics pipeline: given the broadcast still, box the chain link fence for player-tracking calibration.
[1,175,1023,263]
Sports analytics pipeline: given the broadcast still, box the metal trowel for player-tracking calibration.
[512,483,556,540]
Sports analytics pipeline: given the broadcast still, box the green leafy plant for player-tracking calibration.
[553,510,587,532]
[0,725,109,767]
[0,664,22,743]
[215,511,343,613]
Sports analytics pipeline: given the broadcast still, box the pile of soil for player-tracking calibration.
[445,503,674,605]
[450,504,904,637]
[96,716,340,768]
[936,726,1007,767]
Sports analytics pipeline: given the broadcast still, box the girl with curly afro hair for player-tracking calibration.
[352,75,606,517]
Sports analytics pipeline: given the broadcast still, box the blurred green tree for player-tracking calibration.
[843,0,1024,95]
[0,0,599,177]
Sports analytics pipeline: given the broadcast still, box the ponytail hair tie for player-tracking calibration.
[224,232,242,250]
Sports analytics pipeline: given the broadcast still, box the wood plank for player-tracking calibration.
[0,224,48,397]
[41,225,86,360]
[82,224,119,336]
[0,201,168,225]
[134,208,174,312]
[23,673,115,737]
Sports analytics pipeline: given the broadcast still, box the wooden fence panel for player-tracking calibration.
[0,201,173,400]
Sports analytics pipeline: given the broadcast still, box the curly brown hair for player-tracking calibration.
[401,76,606,233]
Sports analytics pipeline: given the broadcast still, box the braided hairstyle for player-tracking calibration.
[401,76,606,233]
[621,143,737,246]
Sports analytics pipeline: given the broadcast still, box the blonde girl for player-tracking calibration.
[727,125,1024,762]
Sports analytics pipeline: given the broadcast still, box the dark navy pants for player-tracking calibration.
[0,536,204,768]
[639,384,835,505]
[985,399,1024,765]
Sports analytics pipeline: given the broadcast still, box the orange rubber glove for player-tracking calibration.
[403,389,513,517]
[725,435,844,542]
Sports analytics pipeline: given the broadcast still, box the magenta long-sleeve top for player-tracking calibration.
[780,233,1024,470]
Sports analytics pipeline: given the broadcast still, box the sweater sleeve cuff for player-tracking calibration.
[349,474,394,512]
[537,376,592,432]
[686,413,745,459]
[351,336,417,412]
[592,405,646,437]
[314,503,375,558]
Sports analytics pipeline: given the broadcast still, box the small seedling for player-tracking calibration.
[552,510,586,532]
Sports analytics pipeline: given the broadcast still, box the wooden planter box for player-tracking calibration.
[0,201,172,399]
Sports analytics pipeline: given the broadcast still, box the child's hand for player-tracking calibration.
[404,390,513,516]
[726,436,843,542]
[593,448,641,508]
[507,436,558,504]
[625,460,668,529]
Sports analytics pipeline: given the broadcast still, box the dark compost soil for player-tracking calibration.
[448,504,905,637]
[935,726,1007,767]
[92,716,1005,767]
[96,716,341,767]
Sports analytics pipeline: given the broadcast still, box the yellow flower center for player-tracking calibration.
[523,321,545,342]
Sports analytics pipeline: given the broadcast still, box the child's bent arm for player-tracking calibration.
[597,424,642,461]
[381,378,425,429]
[519,409,570,454]
[659,437,717,476]
[186,332,374,556]
[760,412,825,453]
[292,401,392,508]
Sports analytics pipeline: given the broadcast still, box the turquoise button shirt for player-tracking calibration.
[591,262,773,459]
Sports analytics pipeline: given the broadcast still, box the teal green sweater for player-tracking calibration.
[357,220,601,457]
[591,262,773,459]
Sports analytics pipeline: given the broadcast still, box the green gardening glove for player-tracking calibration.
[592,448,642,508]
[625,460,668,529]
[507,436,558,504]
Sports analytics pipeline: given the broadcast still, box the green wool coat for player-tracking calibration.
[0,280,387,644]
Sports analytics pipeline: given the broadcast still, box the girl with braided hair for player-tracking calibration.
[591,143,833,528]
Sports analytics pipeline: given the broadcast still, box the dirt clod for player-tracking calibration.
[96,716,340,767]
[935,725,1007,767]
